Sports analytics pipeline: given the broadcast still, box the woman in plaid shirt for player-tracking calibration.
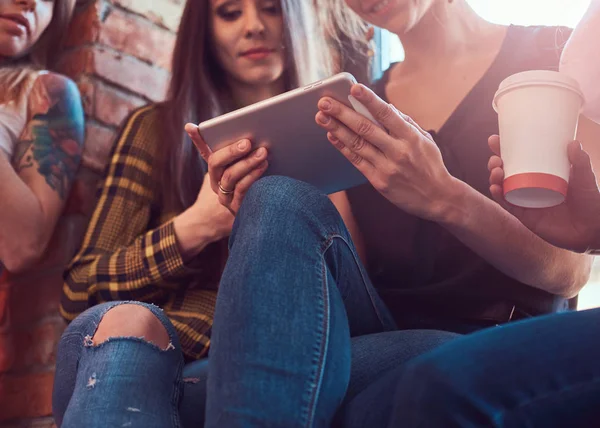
[52,0,456,426]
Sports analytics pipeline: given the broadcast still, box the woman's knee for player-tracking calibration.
[241,176,334,217]
[91,303,171,350]
[236,176,340,237]
[54,303,173,424]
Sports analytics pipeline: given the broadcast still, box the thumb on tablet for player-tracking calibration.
[185,123,212,162]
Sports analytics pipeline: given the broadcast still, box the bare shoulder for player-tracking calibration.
[33,72,79,98]
[15,72,85,199]
[27,72,82,119]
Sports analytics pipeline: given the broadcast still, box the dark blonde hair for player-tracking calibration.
[160,0,335,211]
[315,0,370,49]
[0,0,77,104]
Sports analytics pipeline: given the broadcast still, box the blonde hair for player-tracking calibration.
[315,0,370,51]
[283,0,335,85]
[0,67,38,105]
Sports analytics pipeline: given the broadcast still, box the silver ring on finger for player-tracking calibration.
[218,181,235,195]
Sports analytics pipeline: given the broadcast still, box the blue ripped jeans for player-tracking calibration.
[52,176,458,427]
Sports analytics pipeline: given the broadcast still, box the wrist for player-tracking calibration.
[431,178,473,226]
[173,206,220,261]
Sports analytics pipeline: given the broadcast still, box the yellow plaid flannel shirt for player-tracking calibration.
[61,105,227,359]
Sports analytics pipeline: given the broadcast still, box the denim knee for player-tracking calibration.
[54,301,184,427]
[61,301,181,350]
[247,175,336,212]
[236,176,343,232]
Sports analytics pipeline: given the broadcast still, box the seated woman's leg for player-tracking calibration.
[178,331,460,428]
[391,307,600,427]
[206,176,397,428]
[320,330,461,428]
[53,301,185,428]
[177,330,461,428]
[345,329,461,403]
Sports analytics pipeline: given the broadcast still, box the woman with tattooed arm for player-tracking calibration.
[0,0,83,373]
[0,0,84,275]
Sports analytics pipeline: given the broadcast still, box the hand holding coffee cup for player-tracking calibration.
[488,135,600,253]
[492,70,584,208]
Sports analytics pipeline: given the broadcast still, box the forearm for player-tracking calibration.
[438,179,593,297]
[0,154,47,272]
[560,0,600,123]
[66,220,200,303]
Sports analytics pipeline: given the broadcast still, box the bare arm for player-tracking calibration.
[0,73,84,273]
[317,84,592,299]
[441,114,600,298]
[440,180,592,298]
[443,12,600,290]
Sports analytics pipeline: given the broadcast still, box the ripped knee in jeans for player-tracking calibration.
[84,303,175,351]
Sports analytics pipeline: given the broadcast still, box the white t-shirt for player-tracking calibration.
[0,71,42,160]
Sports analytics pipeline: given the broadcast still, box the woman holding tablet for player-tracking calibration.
[196,0,595,344]
[53,0,454,426]
[51,0,384,427]
[325,0,596,336]
[188,0,599,426]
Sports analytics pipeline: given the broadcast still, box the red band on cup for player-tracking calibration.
[503,172,568,197]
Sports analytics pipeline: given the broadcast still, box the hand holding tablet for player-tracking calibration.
[195,73,380,196]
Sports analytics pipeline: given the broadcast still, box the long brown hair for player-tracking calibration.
[159,0,333,212]
[0,0,76,104]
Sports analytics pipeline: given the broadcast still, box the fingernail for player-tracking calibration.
[255,147,265,158]
[319,99,332,111]
[238,140,248,150]
[354,85,364,96]
[318,112,331,124]
[328,133,338,142]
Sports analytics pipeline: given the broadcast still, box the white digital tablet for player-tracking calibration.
[198,72,378,194]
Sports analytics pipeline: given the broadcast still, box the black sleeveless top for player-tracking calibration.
[347,25,574,328]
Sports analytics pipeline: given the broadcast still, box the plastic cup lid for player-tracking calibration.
[493,70,584,112]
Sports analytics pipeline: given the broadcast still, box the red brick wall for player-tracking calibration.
[62,0,182,174]
[0,1,184,426]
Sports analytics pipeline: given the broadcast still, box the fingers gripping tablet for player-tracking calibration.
[198,73,377,194]
[348,95,384,130]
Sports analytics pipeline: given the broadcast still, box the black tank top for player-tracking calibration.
[347,25,574,327]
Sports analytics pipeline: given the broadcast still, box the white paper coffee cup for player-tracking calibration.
[493,70,584,208]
